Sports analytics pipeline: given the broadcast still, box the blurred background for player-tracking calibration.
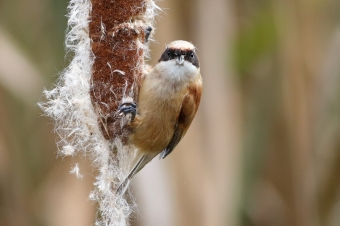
[1,0,340,225]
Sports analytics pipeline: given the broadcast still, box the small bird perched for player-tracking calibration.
[118,40,202,193]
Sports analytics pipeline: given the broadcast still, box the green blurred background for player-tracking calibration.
[1,0,340,225]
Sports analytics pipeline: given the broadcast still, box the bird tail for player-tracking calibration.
[116,151,158,195]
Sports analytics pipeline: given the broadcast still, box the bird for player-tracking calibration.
[117,40,202,194]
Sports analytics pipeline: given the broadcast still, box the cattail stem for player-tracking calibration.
[40,0,159,225]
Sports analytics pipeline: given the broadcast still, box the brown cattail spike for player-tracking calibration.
[89,0,152,140]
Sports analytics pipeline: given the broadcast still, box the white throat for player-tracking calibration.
[156,60,199,84]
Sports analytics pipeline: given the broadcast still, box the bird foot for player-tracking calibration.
[118,102,137,121]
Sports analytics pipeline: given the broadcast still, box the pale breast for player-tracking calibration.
[131,71,188,153]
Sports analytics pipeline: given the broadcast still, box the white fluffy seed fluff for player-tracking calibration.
[70,163,83,179]
[39,0,159,225]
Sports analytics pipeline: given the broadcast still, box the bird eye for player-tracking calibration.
[167,51,171,57]
[190,52,195,58]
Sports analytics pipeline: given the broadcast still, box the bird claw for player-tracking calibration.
[118,102,137,121]
[145,26,153,43]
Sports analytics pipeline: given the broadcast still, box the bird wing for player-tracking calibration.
[160,83,202,159]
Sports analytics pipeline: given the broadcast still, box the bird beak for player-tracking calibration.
[176,55,185,65]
